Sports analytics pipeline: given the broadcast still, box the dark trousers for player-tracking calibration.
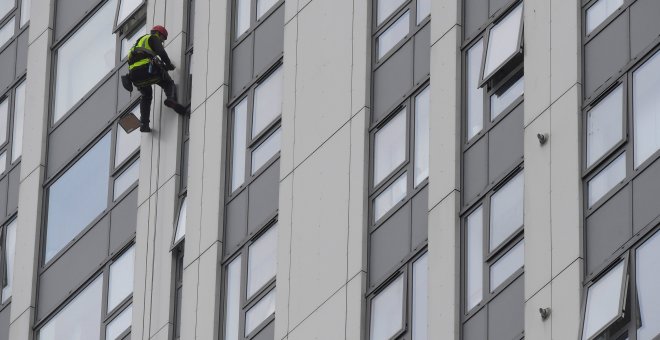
[129,65,177,125]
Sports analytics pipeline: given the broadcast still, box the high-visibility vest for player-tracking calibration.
[128,34,156,70]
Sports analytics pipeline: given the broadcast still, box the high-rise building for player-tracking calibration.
[0,0,658,339]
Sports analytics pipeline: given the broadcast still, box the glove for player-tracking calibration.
[165,63,176,71]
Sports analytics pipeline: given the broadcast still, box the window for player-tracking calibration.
[113,158,139,200]
[173,196,187,246]
[172,247,184,340]
[45,134,112,262]
[1,219,17,304]
[587,152,625,207]
[0,17,14,47]
[374,172,407,222]
[489,239,524,291]
[53,0,117,122]
[582,261,627,340]
[466,206,483,311]
[11,80,24,163]
[586,84,624,168]
[115,0,143,28]
[377,11,410,59]
[229,66,283,193]
[256,0,277,19]
[223,223,278,339]
[416,0,430,24]
[377,0,406,24]
[368,251,428,340]
[105,304,132,340]
[635,231,660,340]
[414,87,430,186]
[0,0,13,20]
[38,275,104,340]
[490,74,524,121]
[481,3,523,84]
[114,107,141,166]
[633,50,660,168]
[235,0,250,39]
[107,246,135,313]
[374,109,406,186]
[586,0,624,34]
[120,23,146,59]
[489,172,524,251]
[19,0,28,27]
[466,39,485,141]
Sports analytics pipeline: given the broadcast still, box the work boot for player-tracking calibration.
[140,123,152,133]
[164,99,189,115]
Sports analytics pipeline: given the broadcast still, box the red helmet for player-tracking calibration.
[151,25,168,40]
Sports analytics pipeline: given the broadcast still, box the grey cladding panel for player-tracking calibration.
[110,189,138,252]
[585,12,629,98]
[464,0,488,41]
[463,137,488,205]
[181,140,189,190]
[38,216,110,320]
[225,190,248,256]
[0,42,16,92]
[488,276,524,340]
[630,0,660,58]
[0,177,7,220]
[248,161,279,236]
[48,75,118,178]
[488,103,523,184]
[232,36,254,98]
[7,165,19,214]
[411,187,428,250]
[370,202,412,287]
[373,41,413,123]
[463,308,487,340]
[0,305,8,340]
[413,24,430,86]
[252,320,275,340]
[254,6,284,77]
[55,0,103,42]
[16,29,28,76]
[489,0,511,17]
[586,185,632,275]
[633,158,660,234]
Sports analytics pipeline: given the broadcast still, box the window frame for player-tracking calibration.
[0,77,26,178]
[461,169,525,318]
[365,248,428,340]
[0,0,28,52]
[220,220,278,340]
[226,63,283,199]
[372,0,430,69]
[582,0,631,42]
[0,215,17,309]
[112,0,146,34]
[231,0,284,44]
[171,244,184,340]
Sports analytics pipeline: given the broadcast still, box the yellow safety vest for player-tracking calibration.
[128,34,155,70]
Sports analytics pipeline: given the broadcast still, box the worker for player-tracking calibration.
[121,25,188,133]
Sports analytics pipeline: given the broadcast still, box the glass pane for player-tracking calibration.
[113,159,140,200]
[0,97,8,146]
[251,127,281,175]
[377,0,406,25]
[116,0,142,26]
[633,51,660,168]
[370,275,404,340]
[107,246,135,313]
[466,206,483,311]
[38,275,103,340]
[466,39,484,141]
[374,110,406,186]
[1,219,16,303]
[231,98,248,191]
[235,0,250,39]
[0,17,15,47]
[374,172,407,222]
[247,224,278,299]
[0,0,13,21]
[489,240,524,292]
[224,256,242,340]
[490,75,524,121]
[0,151,6,174]
[414,87,430,187]
[377,11,410,59]
[12,80,25,163]
[54,0,117,122]
[583,261,626,340]
[252,67,283,138]
[245,288,276,336]
[588,153,626,207]
[19,0,29,27]
[115,111,141,166]
[105,304,132,340]
[587,85,623,167]
[489,172,524,251]
[45,134,111,262]
[257,0,277,19]
[412,254,428,340]
[174,197,187,244]
[586,0,624,34]
[416,0,430,24]
[636,231,660,340]
[121,24,146,59]
[483,4,523,81]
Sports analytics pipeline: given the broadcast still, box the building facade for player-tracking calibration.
[0,0,659,339]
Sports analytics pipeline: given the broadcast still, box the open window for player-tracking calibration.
[581,259,628,340]
[113,0,145,34]
[172,196,187,247]
[479,3,524,88]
